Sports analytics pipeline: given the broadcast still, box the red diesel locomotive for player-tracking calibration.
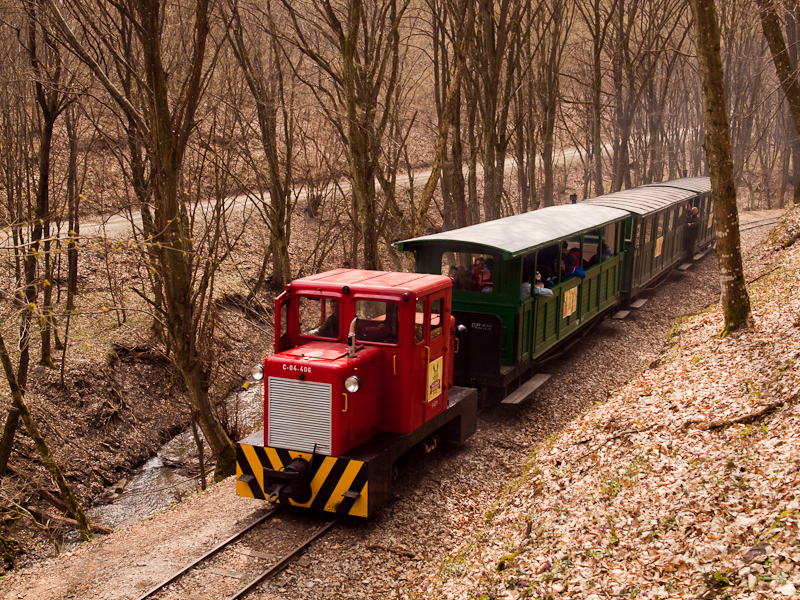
[235,269,478,517]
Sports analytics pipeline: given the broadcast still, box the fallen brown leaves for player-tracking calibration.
[425,206,800,599]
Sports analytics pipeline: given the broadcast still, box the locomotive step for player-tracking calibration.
[630,299,648,309]
[612,310,630,320]
[501,373,551,405]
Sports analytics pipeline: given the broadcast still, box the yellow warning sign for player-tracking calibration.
[427,356,443,402]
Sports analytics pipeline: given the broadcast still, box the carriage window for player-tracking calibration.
[645,219,654,243]
[534,243,560,286]
[355,300,399,345]
[603,223,617,256]
[430,298,442,339]
[299,296,340,339]
[657,213,665,235]
[440,252,495,293]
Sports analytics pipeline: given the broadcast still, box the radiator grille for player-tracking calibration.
[267,377,332,455]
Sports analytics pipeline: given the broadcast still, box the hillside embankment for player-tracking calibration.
[0,208,795,600]
[424,207,800,599]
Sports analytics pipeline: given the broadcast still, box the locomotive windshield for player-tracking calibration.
[354,300,399,345]
[298,296,340,340]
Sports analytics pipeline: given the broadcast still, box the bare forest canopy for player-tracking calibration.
[0,0,798,527]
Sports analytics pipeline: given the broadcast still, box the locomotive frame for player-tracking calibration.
[236,177,714,517]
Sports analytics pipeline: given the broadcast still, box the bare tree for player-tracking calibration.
[471,0,526,220]
[227,0,295,290]
[536,0,573,207]
[412,0,475,236]
[0,329,91,540]
[279,0,409,270]
[575,0,617,196]
[756,0,800,204]
[45,0,238,477]
[689,0,751,333]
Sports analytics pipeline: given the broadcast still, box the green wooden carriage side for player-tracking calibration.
[396,204,630,375]
[581,177,712,298]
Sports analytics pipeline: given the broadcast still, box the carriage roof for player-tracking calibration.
[581,189,691,217]
[582,177,710,217]
[644,177,711,194]
[395,203,628,259]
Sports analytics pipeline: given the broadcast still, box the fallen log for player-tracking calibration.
[26,507,113,535]
[700,395,797,430]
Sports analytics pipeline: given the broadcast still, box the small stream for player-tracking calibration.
[85,382,264,530]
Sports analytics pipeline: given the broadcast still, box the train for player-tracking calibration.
[235,177,714,517]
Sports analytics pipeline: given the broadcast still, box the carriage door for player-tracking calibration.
[422,292,448,422]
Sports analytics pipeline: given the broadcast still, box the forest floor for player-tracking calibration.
[0,204,794,600]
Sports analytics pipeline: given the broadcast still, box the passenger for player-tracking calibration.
[562,254,586,281]
[471,256,493,291]
[457,265,468,287]
[561,241,570,264]
[317,302,340,338]
[469,257,486,290]
[534,272,554,297]
[586,243,612,268]
[537,262,555,288]
[685,206,700,262]
[448,266,464,289]
[538,245,559,280]
[521,269,532,301]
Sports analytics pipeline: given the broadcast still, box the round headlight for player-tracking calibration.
[344,376,361,393]
[251,364,264,381]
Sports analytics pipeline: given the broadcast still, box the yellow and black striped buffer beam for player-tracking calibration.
[236,443,370,517]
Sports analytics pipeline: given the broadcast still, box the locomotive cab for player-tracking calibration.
[236,269,476,517]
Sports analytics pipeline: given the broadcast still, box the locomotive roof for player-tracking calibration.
[291,269,449,296]
[582,177,711,217]
[394,203,628,259]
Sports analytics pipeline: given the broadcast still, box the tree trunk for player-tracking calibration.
[413,0,474,236]
[65,105,80,307]
[139,0,237,478]
[689,0,751,334]
[756,0,800,204]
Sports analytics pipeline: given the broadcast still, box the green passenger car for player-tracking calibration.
[396,204,630,389]
[583,177,713,298]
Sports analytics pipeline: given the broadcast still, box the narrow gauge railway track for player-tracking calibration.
[135,506,340,600]
[740,217,779,232]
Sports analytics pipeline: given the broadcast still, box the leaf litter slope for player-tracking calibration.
[426,208,800,599]
[0,209,793,600]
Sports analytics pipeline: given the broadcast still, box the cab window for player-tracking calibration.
[299,296,340,339]
[355,300,399,345]
[415,300,425,344]
[430,298,442,339]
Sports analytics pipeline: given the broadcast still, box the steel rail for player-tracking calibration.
[228,516,341,600]
[740,218,778,232]
[135,506,282,600]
